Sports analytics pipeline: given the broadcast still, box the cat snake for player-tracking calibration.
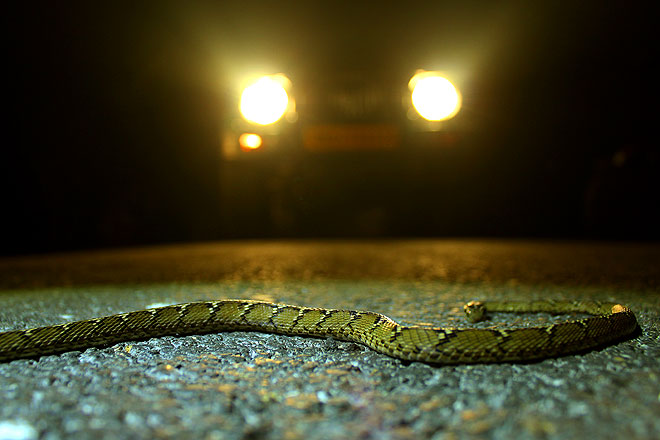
[0,299,637,364]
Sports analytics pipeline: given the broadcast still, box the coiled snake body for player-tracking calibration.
[0,299,637,364]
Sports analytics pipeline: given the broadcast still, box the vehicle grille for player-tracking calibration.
[296,74,404,123]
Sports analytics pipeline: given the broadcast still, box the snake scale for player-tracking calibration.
[0,299,637,364]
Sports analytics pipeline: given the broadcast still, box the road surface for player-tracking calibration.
[0,240,658,439]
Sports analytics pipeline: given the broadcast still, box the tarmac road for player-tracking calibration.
[0,240,658,439]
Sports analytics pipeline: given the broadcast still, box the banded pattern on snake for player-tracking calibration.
[0,299,637,364]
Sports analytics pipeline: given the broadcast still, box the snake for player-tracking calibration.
[0,299,637,364]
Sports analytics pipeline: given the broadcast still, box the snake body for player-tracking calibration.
[0,300,637,364]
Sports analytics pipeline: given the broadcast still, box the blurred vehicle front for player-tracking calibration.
[219,62,468,237]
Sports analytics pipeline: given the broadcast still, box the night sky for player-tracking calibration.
[5,1,657,255]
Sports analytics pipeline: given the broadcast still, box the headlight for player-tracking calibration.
[239,75,290,125]
[409,71,461,121]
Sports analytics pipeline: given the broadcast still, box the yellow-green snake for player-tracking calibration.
[0,299,637,364]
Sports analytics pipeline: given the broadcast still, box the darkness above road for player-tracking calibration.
[5,1,657,255]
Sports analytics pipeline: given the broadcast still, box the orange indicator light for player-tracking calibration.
[239,133,263,150]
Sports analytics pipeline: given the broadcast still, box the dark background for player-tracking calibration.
[4,1,657,255]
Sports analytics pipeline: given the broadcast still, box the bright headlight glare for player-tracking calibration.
[409,72,461,121]
[240,75,289,125]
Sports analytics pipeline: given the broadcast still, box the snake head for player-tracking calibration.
[463,301,486,323]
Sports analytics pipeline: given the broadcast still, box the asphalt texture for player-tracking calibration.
[0,240,658,440]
